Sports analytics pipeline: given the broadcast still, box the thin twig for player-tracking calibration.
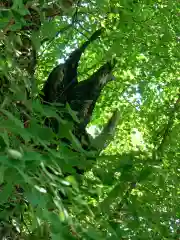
[39,24,73,57]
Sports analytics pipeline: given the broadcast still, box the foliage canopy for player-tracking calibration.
[0,0,179,239]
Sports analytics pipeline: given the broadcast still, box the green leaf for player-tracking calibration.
[138,166,152,182]
[11,0,29,16]
[41,21,57,40]
[9,21,22,31]
[66,103,80,123]
[0,109,23,128]
[25,188,48,208]
[31,31,41,51]
[85,227,104,240]
[0,183,13,204]
[0,165,6,184]
[27,120,54,142]
[7,148,23,160]
[0,135,7,150]
[51,233,64,240]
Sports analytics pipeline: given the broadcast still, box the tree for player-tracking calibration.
[0,0,179,239]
